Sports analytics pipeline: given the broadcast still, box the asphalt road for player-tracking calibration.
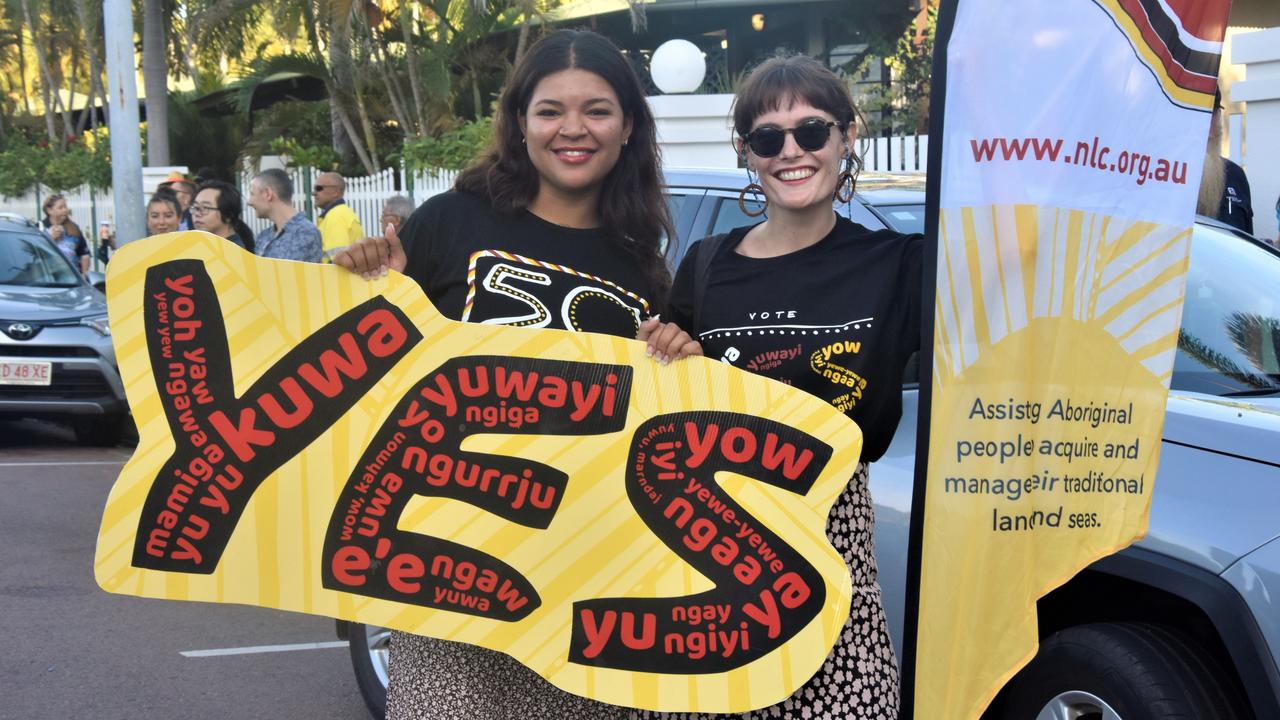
[0,419,370,720]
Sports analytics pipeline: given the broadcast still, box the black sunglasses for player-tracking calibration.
[742,120,839,158]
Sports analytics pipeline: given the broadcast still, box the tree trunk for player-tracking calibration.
[368,23,414,137]
[329,86,377,176]
[74,0,107,131]
[398,5,429,137]
[328,11,359,170]
[21,0,60,146]
[142,0,170,164]
[17,27,30,116]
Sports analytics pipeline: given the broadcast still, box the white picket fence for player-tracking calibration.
[863,134,929,173]
[0,132,927,255]
[240,166,460,238]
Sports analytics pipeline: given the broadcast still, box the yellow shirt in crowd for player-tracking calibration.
[317,202,366,259]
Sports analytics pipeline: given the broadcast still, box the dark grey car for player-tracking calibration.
[0,216,127,444]
[342,169,1280,720]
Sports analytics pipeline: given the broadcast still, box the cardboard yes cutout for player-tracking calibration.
[95,232,864,713]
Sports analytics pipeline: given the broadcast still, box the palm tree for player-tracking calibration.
[143,0,170,164]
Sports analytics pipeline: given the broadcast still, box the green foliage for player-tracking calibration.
[0,136,47,198]
[859,5,938,136]
[241,100,333,163]
[0,132,110,197]
[269,136,339,170]
[398,118,494,172]
[168,88,247,181]
[42,141,112,192]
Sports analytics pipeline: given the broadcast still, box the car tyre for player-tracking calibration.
[72,413,125,446]
[348,622,390,720]
[997,622,1244,720]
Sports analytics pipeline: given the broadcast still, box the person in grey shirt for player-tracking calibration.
[246,168,323,262]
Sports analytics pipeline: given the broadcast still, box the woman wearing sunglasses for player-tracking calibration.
[642,54,917,719]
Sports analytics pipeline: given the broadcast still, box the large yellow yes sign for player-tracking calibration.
[94,232,862,712]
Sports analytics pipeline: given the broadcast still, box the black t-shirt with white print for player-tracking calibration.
[398,190,654,336]
[668,216,923,463]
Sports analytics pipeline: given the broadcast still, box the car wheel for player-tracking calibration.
[72,414,125,446]
[997,623,1244,720]
[348,622,390,720]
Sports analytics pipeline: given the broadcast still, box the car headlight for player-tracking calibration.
[82,314,111,337]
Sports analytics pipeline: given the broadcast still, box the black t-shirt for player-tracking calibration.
[399,191,655,336]
[1217,158,1253,235]
[668,217,923,463]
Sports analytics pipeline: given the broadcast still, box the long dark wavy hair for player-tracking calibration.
[196,180,256,254]
[455,29,672,304]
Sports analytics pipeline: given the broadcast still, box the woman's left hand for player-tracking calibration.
[638,316,703,364]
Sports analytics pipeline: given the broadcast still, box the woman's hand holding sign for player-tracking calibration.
[333,223,407,279]
[638,316,703,364]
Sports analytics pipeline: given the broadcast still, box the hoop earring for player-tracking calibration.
[834,172,855,203]
[834,157,857,203]
[739,182,767,217]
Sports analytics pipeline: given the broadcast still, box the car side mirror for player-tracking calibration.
[87,270,107,293]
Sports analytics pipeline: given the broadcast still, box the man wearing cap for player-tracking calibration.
[158,172,197,230]
[247,168,323,262]
[1198,89,1253,234]
[313,172,365,261]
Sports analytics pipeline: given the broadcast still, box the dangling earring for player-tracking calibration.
[739,167,767,217]
[834,154,857,204]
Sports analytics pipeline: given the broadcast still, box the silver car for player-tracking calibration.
[342,169,1280,720]
[0,216,126,445]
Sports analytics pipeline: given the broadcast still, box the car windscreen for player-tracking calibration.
[0,231,83,287]
[1173,225,1280,395]
[874,204,927,235]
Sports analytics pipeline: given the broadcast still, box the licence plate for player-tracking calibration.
[0,360,52,386]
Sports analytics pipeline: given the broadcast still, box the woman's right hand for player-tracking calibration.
[49,224,64,241]
[638,316,704,364]
[333,223,407,279]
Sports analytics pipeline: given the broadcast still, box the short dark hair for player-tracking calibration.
[254,168,294,202]
[197,180,256,253]
[731,54,863,185]
[147,192,181,216]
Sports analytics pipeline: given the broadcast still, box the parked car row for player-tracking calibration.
[0,215,127,445]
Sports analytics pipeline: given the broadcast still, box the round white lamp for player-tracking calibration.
[650,39,706,94]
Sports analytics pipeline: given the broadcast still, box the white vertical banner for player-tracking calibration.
[906,1,1233,717]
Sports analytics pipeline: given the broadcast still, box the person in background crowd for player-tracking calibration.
[41,193,90,276]
[1270,195,1279,247]
[96,221,114,266]
[193,180,256,253]
[146,193,182,236]
[172,180,198,231]
[313,171,366,260]
[1198,89,1252,234]
[194,166,220,184]
[246,168,323,262]
[334,29,684,720]
[379,194,414,236]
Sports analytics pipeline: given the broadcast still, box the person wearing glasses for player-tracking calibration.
[313,171,366,260]
[641,55,915,720]
[192,180,257,254]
